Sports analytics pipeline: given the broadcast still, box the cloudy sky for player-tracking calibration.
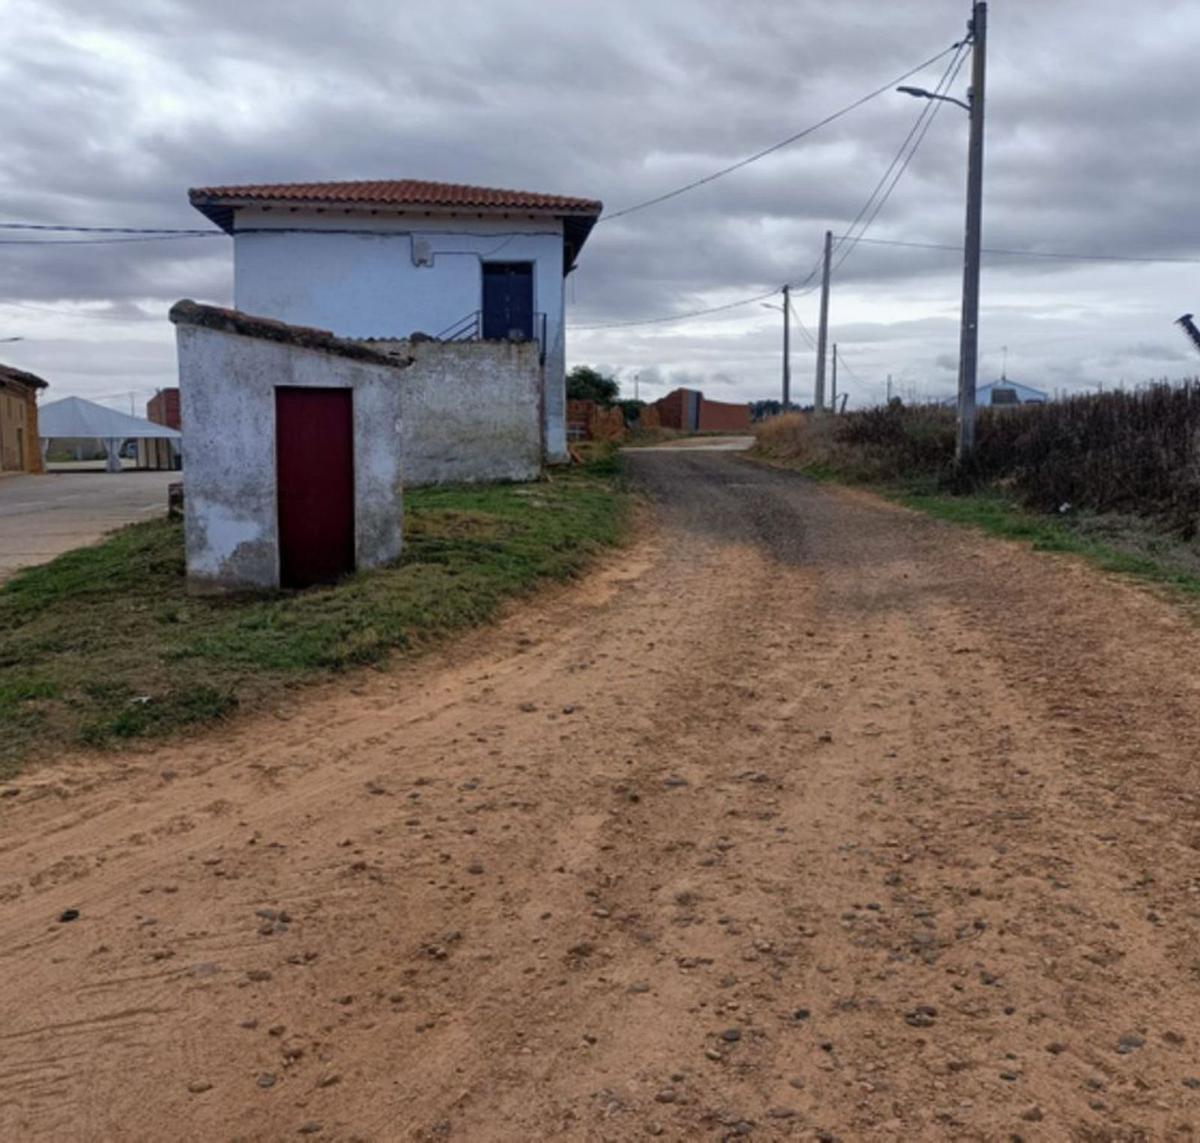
[2,0,1199,412]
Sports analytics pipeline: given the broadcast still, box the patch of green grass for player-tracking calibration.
[898,491,1200,596]
[0,457,628,778]
[749,450,1200,603]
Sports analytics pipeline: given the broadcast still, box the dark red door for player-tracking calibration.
[275,387,355,589]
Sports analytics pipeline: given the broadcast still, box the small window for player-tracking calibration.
[990,387,1019,406]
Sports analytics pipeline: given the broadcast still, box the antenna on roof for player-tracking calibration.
[1001,345,1008,381]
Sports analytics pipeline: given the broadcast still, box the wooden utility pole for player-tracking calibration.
[956,1,988,461]
[814,229,832,412]
[831,343,838,411]
[782,284,791,410]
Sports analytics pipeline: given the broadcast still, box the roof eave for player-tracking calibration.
[187,191,241,233]
[0,364,49,390]
[189,192,604,266]
[564,214,601,274]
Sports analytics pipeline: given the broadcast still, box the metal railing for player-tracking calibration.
[434,311,481,342]
[433,311,547,364]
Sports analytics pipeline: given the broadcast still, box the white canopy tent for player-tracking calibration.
[39,396,182,472]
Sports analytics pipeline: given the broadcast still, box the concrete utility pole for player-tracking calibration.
[814,229,833,412]
[897,2,988,459]
[831,343,838,411]
[782,284,791,410]
[957,1,988,461]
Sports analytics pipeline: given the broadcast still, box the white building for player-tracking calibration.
[170,300,544,592]
[188,179,602,463]
[942,378,1049,408]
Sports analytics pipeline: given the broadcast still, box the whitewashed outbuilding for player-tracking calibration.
[188,179,603,463]
[169,301,544,592]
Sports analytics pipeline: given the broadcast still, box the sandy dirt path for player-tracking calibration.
[3,452,1200,1141]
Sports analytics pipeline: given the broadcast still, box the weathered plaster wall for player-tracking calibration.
[174,306,544,591]
[175,321,408,592]
[368,339,542,486]
[231,209,569,462]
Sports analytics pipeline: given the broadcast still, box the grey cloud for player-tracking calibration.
[2,0,1200,408]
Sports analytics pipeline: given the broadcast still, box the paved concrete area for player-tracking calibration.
[0,471,179,581]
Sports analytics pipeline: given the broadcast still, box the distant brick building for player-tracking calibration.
[566,399,624,442]
[652,387,750,434]
[0,363,48,474]
[697,397,752,433]
[147,387,182,430]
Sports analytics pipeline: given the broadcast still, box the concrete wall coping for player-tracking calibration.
[168,300,414,370]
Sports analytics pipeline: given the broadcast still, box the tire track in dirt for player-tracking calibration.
[1,452,1199,1140]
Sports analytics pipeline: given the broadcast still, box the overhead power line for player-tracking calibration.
[0,235,219,246]
[835,235,1200,265]
[833,347,867,386]
[786,294,817,351]
[575,241,835,331]
[832,44,970,275]
[573,288,781,330]
[600,41,962,223]
[574,48,968,336]
[832,44,966,264]
[0,222,216,235]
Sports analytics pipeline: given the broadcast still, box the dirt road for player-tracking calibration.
[3,452,1200,1141]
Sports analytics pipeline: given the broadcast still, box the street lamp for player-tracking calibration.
[898,0,987,464]
[760,288,791,410]
[896,85,970,113]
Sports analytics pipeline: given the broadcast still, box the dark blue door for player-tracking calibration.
[482,262,534,341]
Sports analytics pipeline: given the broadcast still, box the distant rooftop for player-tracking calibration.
[0,362,48,390]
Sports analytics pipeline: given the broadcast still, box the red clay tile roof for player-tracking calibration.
[189,179,601,216]
[189,179,603,265]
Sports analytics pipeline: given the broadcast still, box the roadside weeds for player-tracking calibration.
[745,451,1200,605]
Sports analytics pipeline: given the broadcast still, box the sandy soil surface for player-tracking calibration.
[0,470,178,581]
[3,452,1200,1141]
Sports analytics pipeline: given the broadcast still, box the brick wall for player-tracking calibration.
[652,387,750,434]
[697,398,751,432]
[655,388,689,430]
[567,399,593,441]
[147,388,182,429]
[567,399,625,442]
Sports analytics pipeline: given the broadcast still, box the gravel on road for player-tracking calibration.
[2,451,1199,1140]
